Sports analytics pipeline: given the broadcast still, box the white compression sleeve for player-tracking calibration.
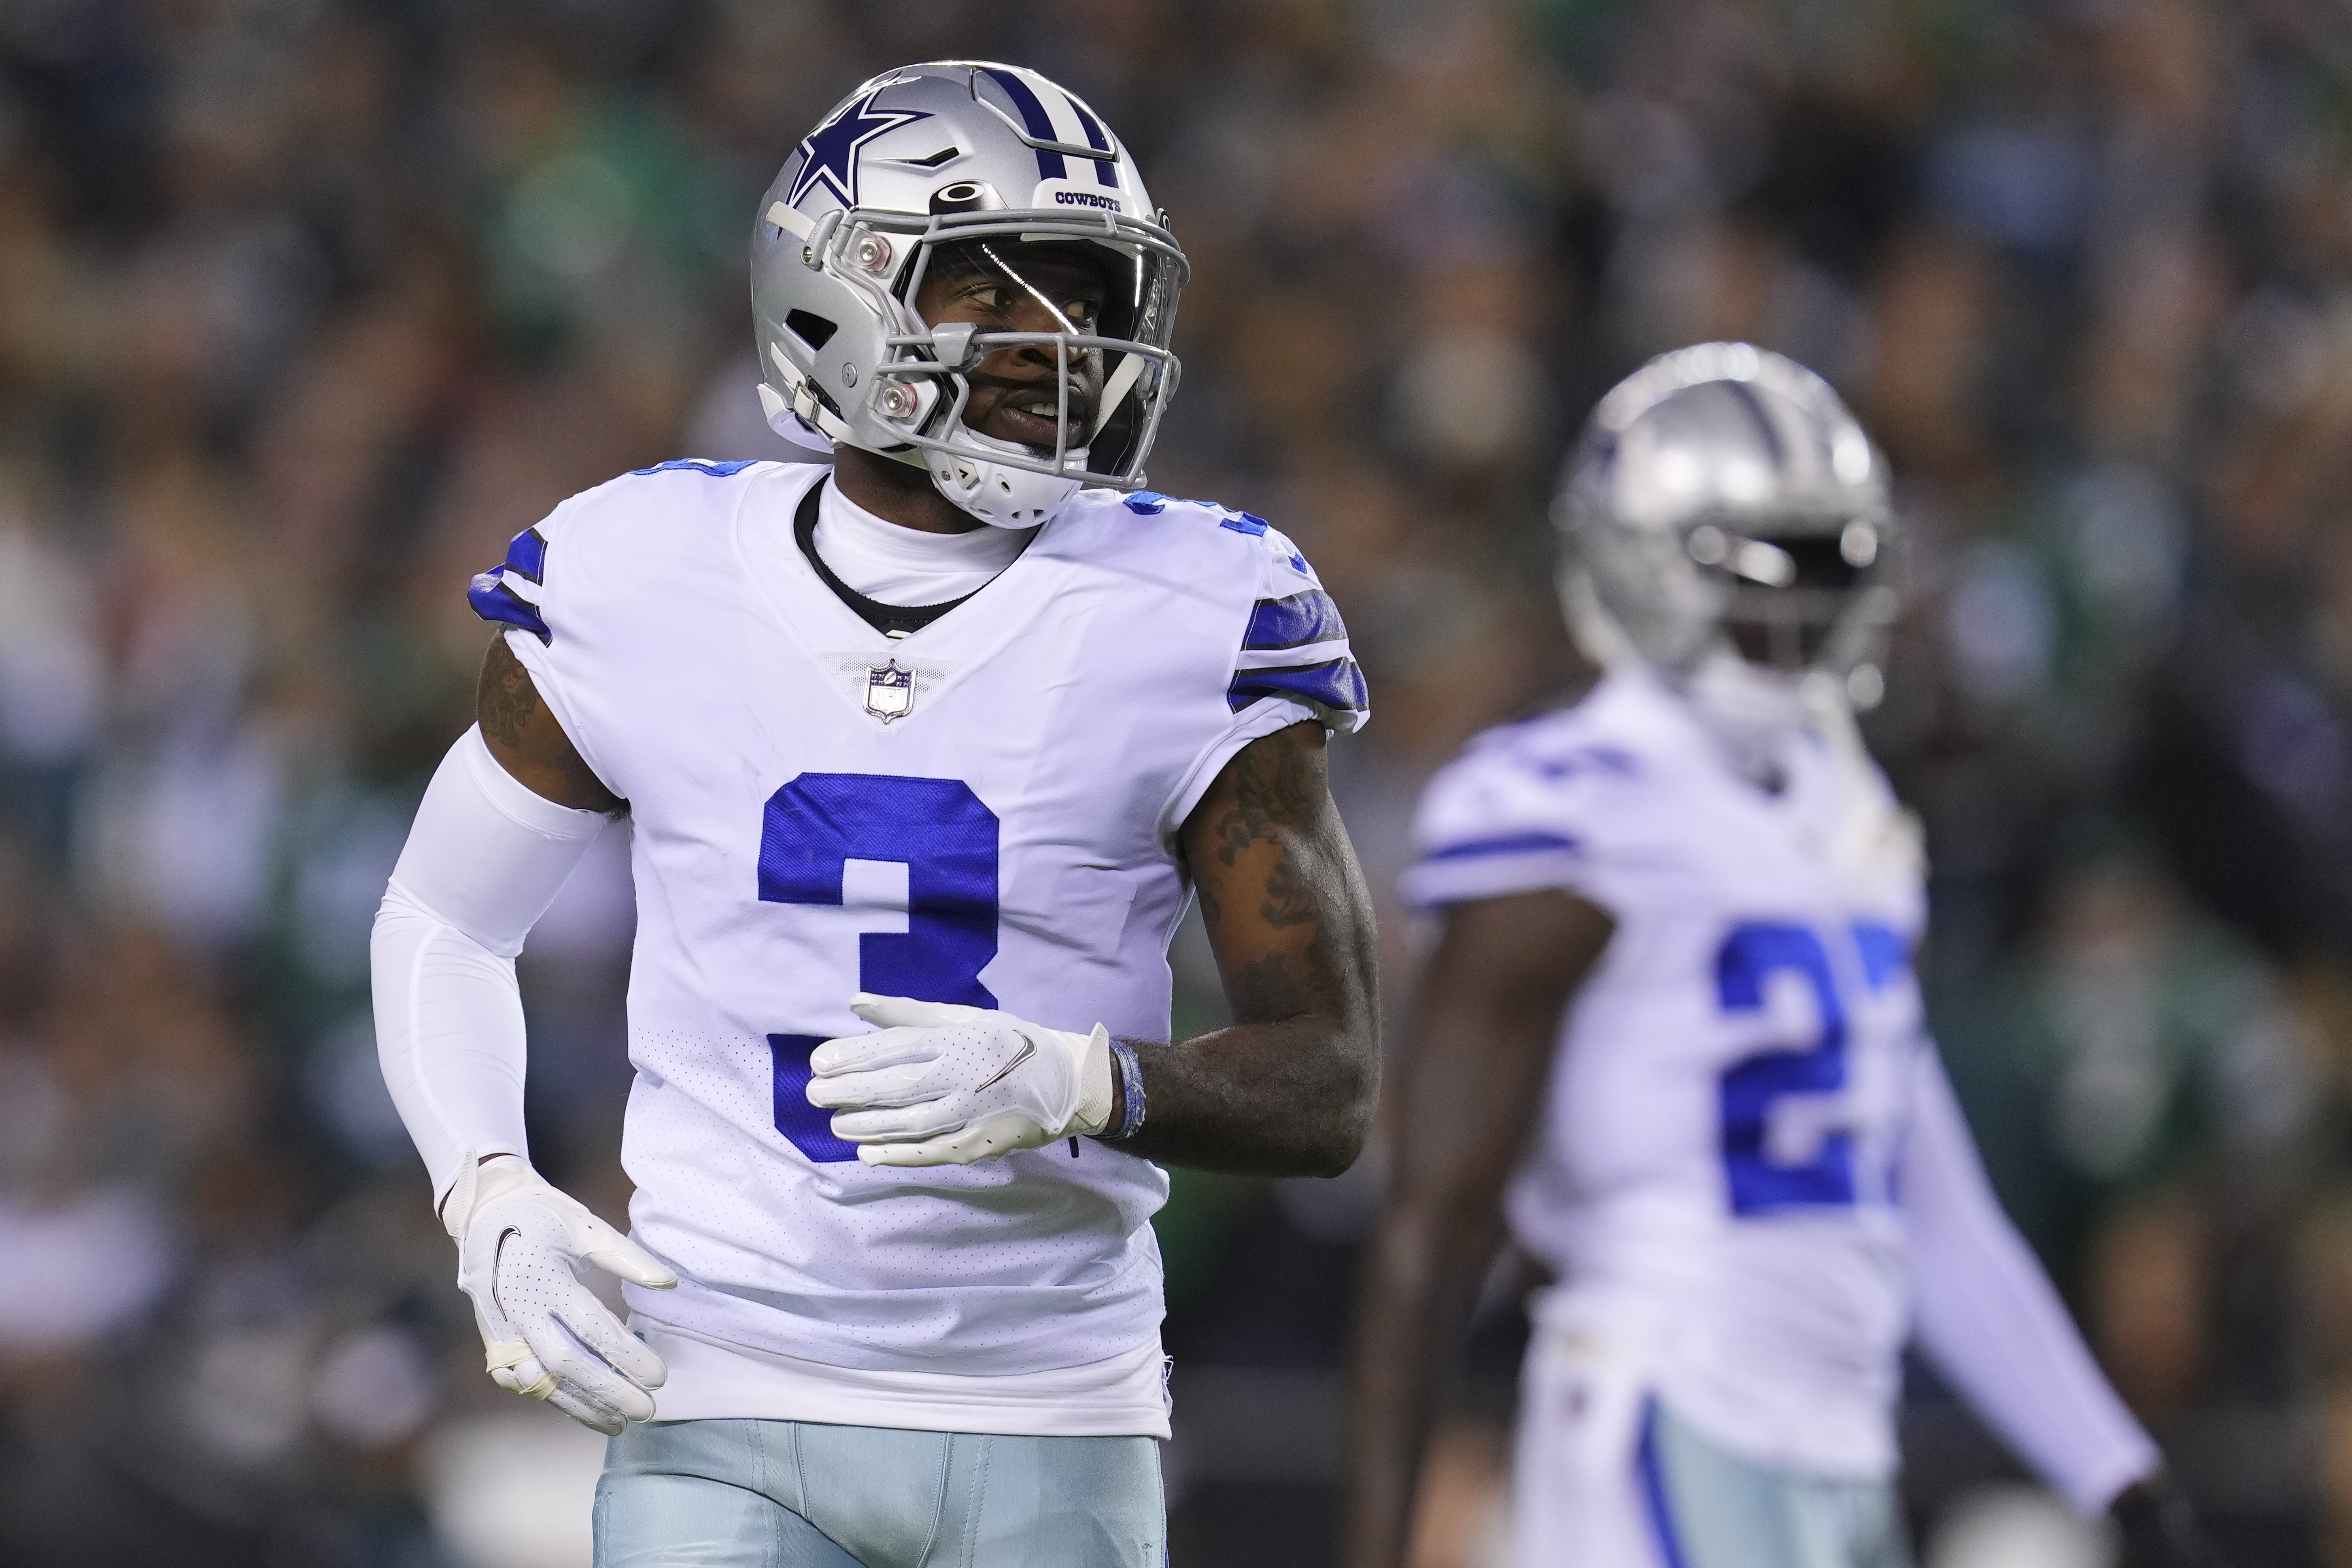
[1904,1050,2160,1512]
[371,727,610,1205]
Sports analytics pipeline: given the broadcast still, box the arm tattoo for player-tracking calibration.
[478,638,540,750]
[474,635,623,815]
[1200,731,1339,1011]
[1196,725,1364,1026]
[1260,850,1318,931]
[1227,948,1343,1023]
[1209,733,1317,870]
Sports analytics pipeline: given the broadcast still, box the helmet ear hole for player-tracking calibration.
[929,182,996,215]
[785,310,838,352]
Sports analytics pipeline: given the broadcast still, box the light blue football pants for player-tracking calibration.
[1637,1400,1912,1568]
[595,1418,1165,1568]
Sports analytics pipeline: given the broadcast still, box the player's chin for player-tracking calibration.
[976,402,1090,454]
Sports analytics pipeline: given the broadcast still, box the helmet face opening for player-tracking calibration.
[1689,518,1889,671]
[876,225,1184,483]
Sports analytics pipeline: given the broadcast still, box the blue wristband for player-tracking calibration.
[1103,1038,1147,1141]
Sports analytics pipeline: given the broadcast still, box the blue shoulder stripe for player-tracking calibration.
[1421,831,1581,864]
[1227,657,1368,715]
[468,573,551,643]
[503,527,548,585]
[1245,589,1347,650]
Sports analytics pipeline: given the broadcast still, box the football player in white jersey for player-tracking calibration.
[371,63,1379,1567]
[1343,345,2221,1568]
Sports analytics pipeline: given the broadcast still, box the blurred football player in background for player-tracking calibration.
[1345,344,2219,1568]
[373,62,1378,1566]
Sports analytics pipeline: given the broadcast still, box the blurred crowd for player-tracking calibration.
[1,0,2351,1564]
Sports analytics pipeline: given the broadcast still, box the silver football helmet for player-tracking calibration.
[1554,342,1898,708]
[750,62,1187,527]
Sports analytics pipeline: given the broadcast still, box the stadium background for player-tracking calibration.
[0,0,2348,1563]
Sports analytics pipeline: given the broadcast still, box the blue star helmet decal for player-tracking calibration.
[786,87,931,212]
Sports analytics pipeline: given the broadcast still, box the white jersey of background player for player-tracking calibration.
[371,62,1379,1568]
[1346,346,2222,1568]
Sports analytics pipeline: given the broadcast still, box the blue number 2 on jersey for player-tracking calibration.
[1716,919,1906,1215]
[756,773,1000,1162]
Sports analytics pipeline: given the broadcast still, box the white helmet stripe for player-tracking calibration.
[1062,96,1122,189]
[765,201,813,242]
[1094,353,1147,437]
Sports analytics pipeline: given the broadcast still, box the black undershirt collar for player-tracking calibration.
[794,476,980,639]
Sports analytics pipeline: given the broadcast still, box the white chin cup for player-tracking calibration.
[1683,649,1810,778]
[924,427,1084,529]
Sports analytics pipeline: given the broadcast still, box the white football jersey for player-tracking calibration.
[1403,669,1928,1479]
[469,460,1365,1385]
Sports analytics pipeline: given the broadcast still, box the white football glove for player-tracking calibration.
[806,993,1115,1166]
[443,1155,676,1435]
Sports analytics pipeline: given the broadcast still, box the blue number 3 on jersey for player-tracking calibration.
[758,773,1001,1162]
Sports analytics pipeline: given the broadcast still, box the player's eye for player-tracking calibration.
[1063,298,1100,328]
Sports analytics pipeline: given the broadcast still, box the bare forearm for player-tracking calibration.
[1340,890,1614,1568]
[1347,1205,1506,1568]
[1118,1014,1375,1175]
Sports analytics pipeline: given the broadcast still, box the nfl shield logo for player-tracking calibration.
[865,660,914,722]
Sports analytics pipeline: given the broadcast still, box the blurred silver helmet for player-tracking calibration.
[1554,342,1898,708]
[751,62,1187,527]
